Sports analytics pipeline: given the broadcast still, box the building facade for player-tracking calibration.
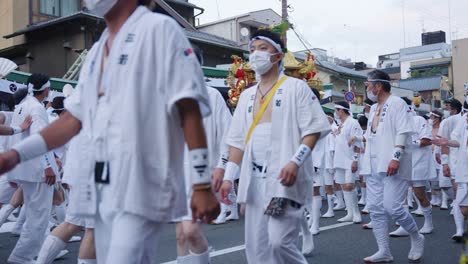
[452,38,468,102]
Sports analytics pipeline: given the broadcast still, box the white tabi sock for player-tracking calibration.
[420,205,433,234]
[453,203,464,237]
[334,191,345,210]
[310,196,322,234]
[358,187,366,205]
[322,194,335,217]
[36,235,67,264]
[0,204,15,227]
[12,206,26,235]
[189,249,211,264]
[77,259,97,264]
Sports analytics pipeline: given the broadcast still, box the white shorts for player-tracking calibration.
[0,177,16,204]
[66,186,95,229]
[324,169,334,186]
[335,168,356,185]
[313,169,324,187]
[456,183,468,207]
[439,169,453,188]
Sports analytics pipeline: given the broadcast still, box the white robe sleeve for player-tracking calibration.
[163,19,210,118]
[393,99,414,137]
[418,118,432,140]
[351,120,363,148]
[1,111,13,126]
[296,82,330,139]
[226,90,250,151]
[64,83,84,122]
[30,105,56,170]
[451,116,464,143]
[213,90,232,168]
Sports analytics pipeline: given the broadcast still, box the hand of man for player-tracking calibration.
[0,150,20,175]
[191,188,220,224]
[435,153,441,164]
[351,161,358,173]
[44,167,56,186]
[433,136,448,147]
[219,180,233,205]
[278,161,298,186]
[20,116,33,132]
[387,160,400,176]
[443,164,451,178]
[211,168,225,192]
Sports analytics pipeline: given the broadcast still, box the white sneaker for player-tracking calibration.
[411,208,424,216]
[333,203,346,211]
[419,223,434,234]
[408,234,424,261]
[389,226,410,237]
[212,211,227,225]
[226,210,239,221]
[337,213,353,223]
[321,210,334,218]
[363,251,394,263]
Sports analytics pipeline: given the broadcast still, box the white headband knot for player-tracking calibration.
[367,79,391,83]
[248,36,283,54]
[28,81,50,94]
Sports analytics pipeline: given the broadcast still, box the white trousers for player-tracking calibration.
[94,184,163,264]
[367,159,418,238]
[245,177,307,264]
[9,181,53,262]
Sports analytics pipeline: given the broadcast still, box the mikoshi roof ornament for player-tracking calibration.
[0,58,18,79]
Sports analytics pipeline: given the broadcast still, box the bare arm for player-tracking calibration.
[40,112,81,150]
[228,146,244,165]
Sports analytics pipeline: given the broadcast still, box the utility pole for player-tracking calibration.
[282,0,288,48]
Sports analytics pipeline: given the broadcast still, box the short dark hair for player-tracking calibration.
[447,98,462,114]
[335,101,350,115]
[27,73,50,97]
[325,111,334,118]
[358,115,368,128]
[432,109,443,120]
[251,29,285,52]
[51,96,65,115]
[367,69,391,92]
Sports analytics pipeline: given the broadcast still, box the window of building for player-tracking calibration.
[40,0,80,17]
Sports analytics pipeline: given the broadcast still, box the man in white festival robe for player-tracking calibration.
[0,1,219,263]
[220,29,330,264]
[363,70,424,263]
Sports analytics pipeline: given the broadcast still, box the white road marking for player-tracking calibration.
[161,221,354,263]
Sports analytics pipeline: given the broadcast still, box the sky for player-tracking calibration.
[190,0,468,66]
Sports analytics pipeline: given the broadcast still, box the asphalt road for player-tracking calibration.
[0,203,462,263]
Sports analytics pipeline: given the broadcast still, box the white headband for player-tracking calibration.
[430,112,441,118]
[367,79,391,83]
[365,103,372,107]
[249,36,283,54]
[335,105,350,111]
[28,81,50,94]
[53,107,64,111]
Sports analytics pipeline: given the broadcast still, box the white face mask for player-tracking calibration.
[249,51,278,76]
[364,112,369,119]
[465,95,468,105]
[428,119,434,126]
[367,90,378,102]
[84,0,118,17]
[334,112,340,122]
[443,110,450,118]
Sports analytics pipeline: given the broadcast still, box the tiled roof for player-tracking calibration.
[396,76,442,92]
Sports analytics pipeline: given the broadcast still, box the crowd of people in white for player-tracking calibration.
[0,1,467,264]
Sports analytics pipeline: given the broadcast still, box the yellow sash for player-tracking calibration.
[244,76,288,144]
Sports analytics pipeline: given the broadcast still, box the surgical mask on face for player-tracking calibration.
[443,110,450,118]
[428,119,434,126]
[249,51,278,76]
[465,95,468,105]
[334,112,340,122]
[367,90,378,102]
[365,112,369,118]
[84,0,118,17]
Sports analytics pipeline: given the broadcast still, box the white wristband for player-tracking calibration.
[189,148,211,185]
[12,134,49,162]
[224,161,240,183]
[412,140,421,147]
[216,153,229,170]
[291,144,312,167]
[11,126,22,134]
[392,147,404,161]
[441,154,449,165]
